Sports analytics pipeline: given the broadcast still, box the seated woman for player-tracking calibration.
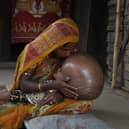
[0,18,103,129]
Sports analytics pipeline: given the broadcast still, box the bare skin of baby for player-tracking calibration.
[54,54,104,100]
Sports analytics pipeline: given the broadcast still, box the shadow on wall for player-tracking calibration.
[87,0,108,74]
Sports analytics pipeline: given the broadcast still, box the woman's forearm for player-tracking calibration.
[20,75,59,93]
[20,77,39,93]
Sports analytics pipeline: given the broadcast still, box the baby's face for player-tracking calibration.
[54,60,82,86]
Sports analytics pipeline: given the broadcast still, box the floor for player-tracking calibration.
[0,68,14,85]
[0,68,129,129]
[92,86,129,129]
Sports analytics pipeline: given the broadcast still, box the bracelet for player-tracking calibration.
[38,83,42,91]
[43,80,53,85]
[9,94,28,103]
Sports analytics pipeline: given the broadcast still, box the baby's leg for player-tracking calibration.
[38,91,64,107]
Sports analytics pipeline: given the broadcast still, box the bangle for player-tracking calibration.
[43,80,53,85]
[38,83,42,91]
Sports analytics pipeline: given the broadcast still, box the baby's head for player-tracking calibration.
[54,54,104,100]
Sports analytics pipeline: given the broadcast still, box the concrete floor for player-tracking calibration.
[0,68,129,129]
[0,68,14,85]
[92,86,129,129]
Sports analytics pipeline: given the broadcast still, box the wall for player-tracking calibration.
[87,0,107,71]
[106,0,129,91]
[0,0,12,61]
[73,0,107,72]
[72,0,92,53]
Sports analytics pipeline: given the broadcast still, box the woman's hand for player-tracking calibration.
[0,89,11,104]
[54,80,79,99]
[60,87,79,99]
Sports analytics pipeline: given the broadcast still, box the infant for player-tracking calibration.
[54,54,104,100]
[26,54,104,106]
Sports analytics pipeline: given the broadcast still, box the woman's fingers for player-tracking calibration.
[61,81,78,92]
[57,80,79,99]
[61,88,79,99]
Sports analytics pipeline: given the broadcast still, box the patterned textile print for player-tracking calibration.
[42,24,66,45]
[41,99,92,115]
[56,23,78,36]
[42,23,78,45]
[26,100,92,119]
[23,36,49,66]
[59,101,92,114]
[26,92,45,105]
[12,0,72,43]
[22,18,78,69]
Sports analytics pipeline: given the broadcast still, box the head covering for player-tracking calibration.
[2,19,91,129]
[14,18,79,89]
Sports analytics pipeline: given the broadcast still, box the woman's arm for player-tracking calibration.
[20,72,79,100]
[20,72,68,93]
[20,67,79,100]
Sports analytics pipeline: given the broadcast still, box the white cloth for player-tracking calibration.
[24,113,115,129]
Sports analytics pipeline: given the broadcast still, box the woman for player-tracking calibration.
[0,18,92,129]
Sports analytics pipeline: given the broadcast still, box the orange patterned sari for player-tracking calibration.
[0,18,92,129]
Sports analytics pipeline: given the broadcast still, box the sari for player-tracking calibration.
[0,18,92,129]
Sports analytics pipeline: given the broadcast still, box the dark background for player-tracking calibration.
[0,0,107,72]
